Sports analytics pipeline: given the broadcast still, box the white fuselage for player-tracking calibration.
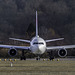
[30,36,46,54]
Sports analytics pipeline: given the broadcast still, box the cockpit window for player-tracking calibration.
[33,42,44,45]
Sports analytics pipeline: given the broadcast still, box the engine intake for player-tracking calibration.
[8,48,17,57]
[58,48,67,57]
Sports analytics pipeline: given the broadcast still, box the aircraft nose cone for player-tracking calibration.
[38,46,41,50]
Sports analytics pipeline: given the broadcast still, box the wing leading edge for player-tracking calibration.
[47,45,75,51]
[0,45,30,50]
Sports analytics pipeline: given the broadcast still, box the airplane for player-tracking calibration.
[0,11,75,60]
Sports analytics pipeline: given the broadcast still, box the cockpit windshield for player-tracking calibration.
[33,42,44,45]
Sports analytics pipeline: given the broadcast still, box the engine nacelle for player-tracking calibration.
[8,48,17,57]
[58,48,67,57]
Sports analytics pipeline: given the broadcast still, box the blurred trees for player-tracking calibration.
[0,0,75,43]
[0,0,75,57]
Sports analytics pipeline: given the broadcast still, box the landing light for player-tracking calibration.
[57,59,59,61]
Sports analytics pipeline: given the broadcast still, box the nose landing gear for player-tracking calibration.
[36,56,40,60]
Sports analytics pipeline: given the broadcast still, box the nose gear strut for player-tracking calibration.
[36,56,40,60]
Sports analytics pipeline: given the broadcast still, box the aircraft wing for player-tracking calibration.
[47,45,75,51]
[9,38,30,43]
[0,45,30,50]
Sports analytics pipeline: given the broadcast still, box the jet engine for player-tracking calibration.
[58,48,67,57]
[8,48,17,57]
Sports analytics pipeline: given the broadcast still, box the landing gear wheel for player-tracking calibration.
[20,50,27,60]
[20,56,26,60]
[49,56,54,61]
[36,58,40,60]
[36,56,40,60]
[48,51,54,61]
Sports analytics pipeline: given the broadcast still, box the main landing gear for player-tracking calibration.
[20,50,26,60]
[48,51,54,61]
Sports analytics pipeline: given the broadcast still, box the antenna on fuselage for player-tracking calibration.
[36,11,39,37]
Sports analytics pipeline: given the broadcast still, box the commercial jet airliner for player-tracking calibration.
[0,11,75,60]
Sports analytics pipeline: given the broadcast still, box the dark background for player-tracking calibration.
[0,0,75,58]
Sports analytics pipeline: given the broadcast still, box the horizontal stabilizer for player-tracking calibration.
[45,38,64,42]
[9,38,30,43]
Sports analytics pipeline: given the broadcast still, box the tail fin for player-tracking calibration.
[36,11,39,37]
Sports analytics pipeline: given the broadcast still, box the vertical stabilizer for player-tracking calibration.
[36,11,39,37]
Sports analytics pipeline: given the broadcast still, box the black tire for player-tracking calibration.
[20,56,26,60]
[20,57,22,60]
[24,56,26,60]
[36,57,40,60]
[49,56,54,61]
